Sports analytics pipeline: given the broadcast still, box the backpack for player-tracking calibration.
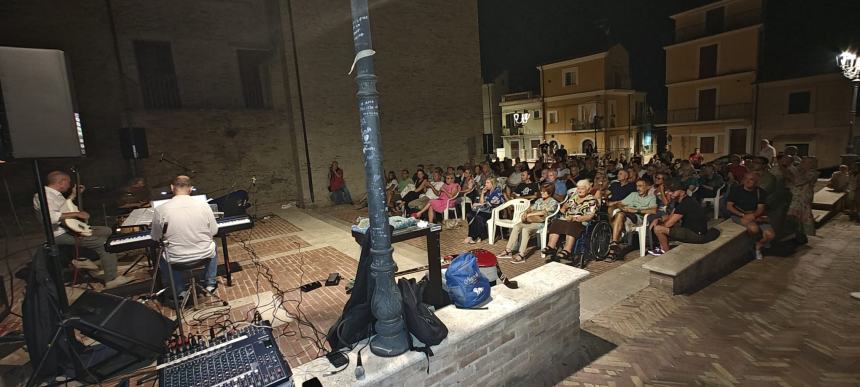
[445,252,491,308]
[469,249,518,289]
[398,276,449,374]
[327,229,376,350]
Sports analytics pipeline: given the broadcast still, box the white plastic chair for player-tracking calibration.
[538,194,569,257]
[486,198,530,245]
[459,197,471,221]
[442,191,461,221]
[701,183,725,219]
[612,208,651,257]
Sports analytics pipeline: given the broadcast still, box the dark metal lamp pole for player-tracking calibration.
[349,0,410,357]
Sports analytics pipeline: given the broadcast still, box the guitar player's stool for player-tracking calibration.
[164,257,227,335]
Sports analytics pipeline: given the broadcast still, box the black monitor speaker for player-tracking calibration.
[0,46,86,159]
[119,127,149,159]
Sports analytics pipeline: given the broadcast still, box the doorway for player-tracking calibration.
[728,128,748,155]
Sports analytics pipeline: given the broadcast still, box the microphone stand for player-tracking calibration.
[159,153,196,175]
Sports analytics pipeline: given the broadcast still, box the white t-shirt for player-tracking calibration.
[151,194,218,263]
[32,186,68,237]
[425,181,444,200]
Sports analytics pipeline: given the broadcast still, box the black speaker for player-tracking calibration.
[0,47,86,159]
[119,127,149,159]
[67,290,175,359]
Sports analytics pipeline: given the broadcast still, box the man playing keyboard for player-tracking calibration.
[151,175,219,297]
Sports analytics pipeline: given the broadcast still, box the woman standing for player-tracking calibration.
[328,161,353,204]
[787,157,819,238]
[465,179,504,244]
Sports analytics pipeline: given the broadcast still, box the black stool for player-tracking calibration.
[164,257,226,337]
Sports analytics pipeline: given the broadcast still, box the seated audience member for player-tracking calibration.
[783,145,802,166]
[688,148,704,169]
[608,178,656,259]
[537,167,550,185]
[459,168,477,201]
[402,169,430,205]
[389,169,414,211]
[650,182,710,255]
[828,165,851,192]
[581,158,598,180]
[592,173,609,202]
[465,179,505,244]
[498,184,559,263]
[117,177,152,211]
[564,164,583,191]
[695,164,724,201]
[506,163,523,188]
[542,180,598,262]
[607,169,636,206]
[384,170,398,208]
[651,172,670,215]
[749,156,776,195]
[412,164,425,183]
[546,169,567,202]
[412,173,460,223]
[472,164,485,190]
[409,170,444,212]
[727,173,775,260]
[675,161,699,192]
[556,162,571,180]
[509,170,539,200]
[727,154,748,184]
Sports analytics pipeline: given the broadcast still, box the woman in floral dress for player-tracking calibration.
[787,157,819,237]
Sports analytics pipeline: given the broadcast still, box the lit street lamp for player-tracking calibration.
[837,50,859,165]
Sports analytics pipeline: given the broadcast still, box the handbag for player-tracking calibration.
[522,210,546,224]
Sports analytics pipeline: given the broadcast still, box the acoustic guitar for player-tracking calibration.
[61,167,93,237]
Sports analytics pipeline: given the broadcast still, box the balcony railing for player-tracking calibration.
[666,103,752,124]
[674,8,761,43]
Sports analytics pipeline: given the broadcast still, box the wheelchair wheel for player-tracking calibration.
[590,221,612,260]
[570,251,586,268]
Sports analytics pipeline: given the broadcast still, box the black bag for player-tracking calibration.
[398,276,448,347]
[326,230,376,350]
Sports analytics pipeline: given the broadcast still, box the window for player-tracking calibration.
[787,91,811,114]
[533,110,541,119]
[705,7,725,34]
[505,113,515,128]
[134,41,181,109]
[699,136,716,153]
[237,49,270,109]
[698,88,717,120]
[563,67,578,87]
[548,111,558,124]
[786,143,810,156]
[699,44,718,78]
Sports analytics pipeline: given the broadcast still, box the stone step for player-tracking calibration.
[812,188,846,211]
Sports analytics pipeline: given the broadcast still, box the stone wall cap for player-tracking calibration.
[642,220,746,276]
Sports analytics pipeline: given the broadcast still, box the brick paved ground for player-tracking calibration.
[554,214,860,386]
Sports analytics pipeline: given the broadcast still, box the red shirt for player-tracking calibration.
[728,164,748,182]
[688,153,704,166]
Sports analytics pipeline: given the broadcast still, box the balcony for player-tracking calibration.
[666,103,752,124]
[674,8,761,43]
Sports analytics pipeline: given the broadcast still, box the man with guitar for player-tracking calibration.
[33,170,133,288]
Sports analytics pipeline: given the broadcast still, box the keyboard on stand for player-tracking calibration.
[105,215,254,253]
[158,322,292,387]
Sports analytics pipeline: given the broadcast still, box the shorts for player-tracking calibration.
[731,216,774,233]
[668,226,708,244]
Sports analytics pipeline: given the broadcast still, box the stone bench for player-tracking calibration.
[643,221,753,295]
[812,188,846,211]
[291,263,589,386]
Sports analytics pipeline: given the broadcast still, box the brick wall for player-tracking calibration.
[292,263,590,386]
[1,0,484,210]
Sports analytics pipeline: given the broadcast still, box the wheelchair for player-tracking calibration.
[548,203,612,269]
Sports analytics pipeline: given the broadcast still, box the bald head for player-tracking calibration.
[46,171,71,191]
[170,175,193,195]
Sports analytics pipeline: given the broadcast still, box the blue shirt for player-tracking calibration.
[608,181,636,202]
[553,180,567,198]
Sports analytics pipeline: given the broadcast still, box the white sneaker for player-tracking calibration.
[104,275,134,289]
[71,259,99,271]
[755,249,763,260]
[851,292,860,300]
[205,284,218,294]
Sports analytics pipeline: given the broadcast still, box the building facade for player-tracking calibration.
[662,0,763,162]
[755,73,855,167]
[0,0,484,206]
[499,91,543,161]
[537,45,646,158]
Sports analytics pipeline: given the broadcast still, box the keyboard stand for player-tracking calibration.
[220,235,233,286]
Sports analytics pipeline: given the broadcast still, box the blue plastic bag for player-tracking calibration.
[445,252,491,308]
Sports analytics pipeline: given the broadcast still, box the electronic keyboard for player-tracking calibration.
[105,215,253,253]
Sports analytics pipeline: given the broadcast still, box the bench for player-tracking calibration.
[643,221,753,295]
[812,188,846,211]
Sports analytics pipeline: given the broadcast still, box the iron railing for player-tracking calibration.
[674,8,761,43]
[666,103,752,123]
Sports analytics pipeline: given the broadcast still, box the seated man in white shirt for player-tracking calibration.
[608,178,657,260]
[151,175,219,297]
[34,171,132,288]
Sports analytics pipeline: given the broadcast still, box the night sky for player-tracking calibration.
[478,0,860,111]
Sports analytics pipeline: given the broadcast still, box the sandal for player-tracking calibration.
[541,246,557,256]
[511,253,526,264]
[555,250,571,263]
[498,250,513,259]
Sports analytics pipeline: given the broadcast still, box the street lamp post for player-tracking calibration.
[349,0,410,357]
[837,50,859,165]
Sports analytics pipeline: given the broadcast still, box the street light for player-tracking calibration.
[837,49,859,164]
